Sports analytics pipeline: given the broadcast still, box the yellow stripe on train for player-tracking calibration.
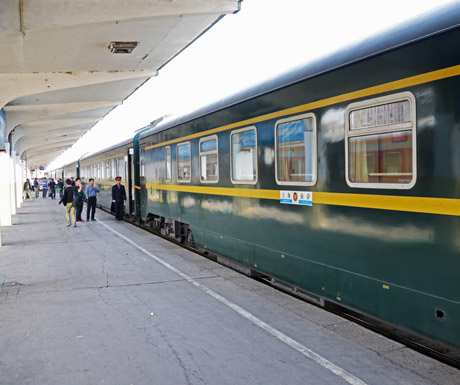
[145,183,460,217]
[145,64,460,150]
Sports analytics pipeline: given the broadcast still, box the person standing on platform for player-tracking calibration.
[57,178,64,199]
[111,176,126,221]
[40,177,48,199]
[74,178,85,223]
[48,178,56,200]
[58,179,76,227]
[85,178,100,221]
[70,177,76,186]
[23,179,32,200]
[34,178,39,198]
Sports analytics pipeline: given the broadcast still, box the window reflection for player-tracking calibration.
[200,137,218,182]
[231,129,257,182]
[177,143,191,182]
[349,131,413,183]
[276,117,315,183]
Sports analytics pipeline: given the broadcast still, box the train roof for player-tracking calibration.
[60,136,135,168]
[141,2,460,140]
[79,136,134,163]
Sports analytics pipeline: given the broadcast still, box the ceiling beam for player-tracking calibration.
[4,100,121,134]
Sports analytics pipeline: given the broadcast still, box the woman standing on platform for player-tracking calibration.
[48,178,56,200]
[57,178,64,199]
[74,178,85,223]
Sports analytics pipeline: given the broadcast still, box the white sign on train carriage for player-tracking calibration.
[280,191,312,206]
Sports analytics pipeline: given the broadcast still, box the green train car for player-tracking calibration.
[78,139,134,211]
[64,5,460,362]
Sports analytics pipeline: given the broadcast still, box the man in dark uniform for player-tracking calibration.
[111,176,126,221]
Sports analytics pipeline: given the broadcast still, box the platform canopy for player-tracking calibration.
[0,0,241,171]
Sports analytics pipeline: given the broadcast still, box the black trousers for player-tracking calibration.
[75,201,83,221]
[114,201,124,220]
[87,196,97,220]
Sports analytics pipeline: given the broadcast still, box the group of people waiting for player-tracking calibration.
[23,175,127,227]
[57,177,100,227]
[57,176,126,227]
[23,177,66,200]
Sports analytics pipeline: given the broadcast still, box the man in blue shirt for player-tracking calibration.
[85,178,100,221]
[40,177,48,199]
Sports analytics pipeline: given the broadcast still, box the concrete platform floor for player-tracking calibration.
[0,198,458,385]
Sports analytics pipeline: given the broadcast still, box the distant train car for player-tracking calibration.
[78,139,133,213]
[63,160,79,182]
[54,166,64,182]
[54,5,460,361]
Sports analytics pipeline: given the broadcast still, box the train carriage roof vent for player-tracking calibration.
[108,41,138,54]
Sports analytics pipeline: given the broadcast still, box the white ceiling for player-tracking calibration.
[0,0,241,170]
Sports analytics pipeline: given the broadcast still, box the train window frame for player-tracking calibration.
[165,146,171,182]
[110,159,116,178]
[105,161,110,180]
[140,146,146,178]
[115,158,119,177]
[230,126,258,185]
[274,112,317,187]
[199,135,219,184]
[176,141,192,183]
[345,91,417,189]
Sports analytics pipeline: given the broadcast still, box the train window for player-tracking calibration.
[165,146,171,182]
[275,113,317,186]
[177,142,191,183]
[105,161,110,179]
[231,127,257,184]
[199,136,218,183]
[110,159,116,178]
[349,101,411,130]
[140,147,145,178]
[345,92,416,189]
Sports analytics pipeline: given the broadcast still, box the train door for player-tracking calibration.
[139,146,146,217]
[124,153,132,215]
[128,148,135,215]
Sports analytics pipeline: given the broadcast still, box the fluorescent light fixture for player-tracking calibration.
[108,41,138,54]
